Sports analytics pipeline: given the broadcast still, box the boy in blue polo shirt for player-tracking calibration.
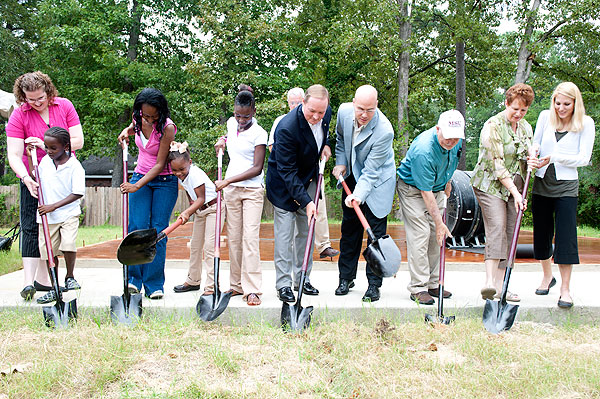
[396,109,464,305]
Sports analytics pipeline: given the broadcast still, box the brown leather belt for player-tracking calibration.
[199,197,217,211]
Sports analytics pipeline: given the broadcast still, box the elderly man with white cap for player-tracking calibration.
[396,109,465,305]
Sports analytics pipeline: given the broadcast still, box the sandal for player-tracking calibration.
[494,291,521,302]
[202,289,214,296]
[246,293,261,306]
[226,289,243,297]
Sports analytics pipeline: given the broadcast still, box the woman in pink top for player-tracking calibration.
[117,88,178,299]
[5,71,84,301]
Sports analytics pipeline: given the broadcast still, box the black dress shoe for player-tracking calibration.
[294,282,319,296]
[173,283,200,293]
[362,285,380,302]
[535,277,556,295]
[335,279,355,296]
[277,287,296,302]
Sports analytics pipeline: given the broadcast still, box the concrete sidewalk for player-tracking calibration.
[1,260,598,325]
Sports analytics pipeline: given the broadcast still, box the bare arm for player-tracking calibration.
[420,190,451,247]
[120,124,176,193]
[178,185,205,224]
[68,124,84,150]
[215,144,266,191]
[7,137,38,195]
[38,194,83,215]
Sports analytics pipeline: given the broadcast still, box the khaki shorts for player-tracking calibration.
[38,215,79,260]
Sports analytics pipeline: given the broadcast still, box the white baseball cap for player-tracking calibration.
[437,110,465,139]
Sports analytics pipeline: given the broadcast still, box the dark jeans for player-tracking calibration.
[338,174,386,287]
[127,173,178,295]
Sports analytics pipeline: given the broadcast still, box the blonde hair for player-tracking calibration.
[13,71,58,105]
[549,82,586,132]
[304,84,329,104]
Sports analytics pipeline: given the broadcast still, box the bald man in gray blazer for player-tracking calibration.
[332,85,396,302]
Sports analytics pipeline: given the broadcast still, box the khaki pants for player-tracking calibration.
[396,179,446,294]
[223,185,264,298]
[38,215,79,260]
[314,191,332,253]
[186,203,225,290]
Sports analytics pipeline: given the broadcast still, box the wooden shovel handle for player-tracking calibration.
[338,175,371,231]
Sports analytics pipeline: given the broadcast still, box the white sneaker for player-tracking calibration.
[128,283,139,294]
[148,290,164,300]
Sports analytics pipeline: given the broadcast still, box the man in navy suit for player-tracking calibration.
[332,85,396,302]
[266,84,332,303]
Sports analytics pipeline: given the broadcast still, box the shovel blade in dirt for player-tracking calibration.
[281,302,313,333]
[363,234,402,278]
[43,299,77,329]
[110,293,143,325]
[117,228,157,265]
[196,291,232,322]
[425,313,455,325]
[483,300,519,334]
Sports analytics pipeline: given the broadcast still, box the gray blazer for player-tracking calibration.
[335,102,396,219]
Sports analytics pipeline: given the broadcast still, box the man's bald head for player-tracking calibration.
[353,85,378,127]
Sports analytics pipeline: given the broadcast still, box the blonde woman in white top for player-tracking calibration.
[530,82,595,308]
[214,87,267,306]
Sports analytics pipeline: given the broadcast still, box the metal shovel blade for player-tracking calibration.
[363,234,402,278]
[425,313,455,325]
[483,299,519,334]
[196,291,232,322]
[281,302,314,333]
[110,293,143,325]
[43,299,77,328]
[117,228,157,265]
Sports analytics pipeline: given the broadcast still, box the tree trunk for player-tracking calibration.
[515,0,541,84]
[396,0,411,158]
[456,40,466,170]
[127,0,141,63]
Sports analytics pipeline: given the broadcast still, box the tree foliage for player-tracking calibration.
[1,0,599,225]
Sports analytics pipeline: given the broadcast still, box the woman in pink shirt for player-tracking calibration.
[6,71,84,301]
[117,88,178,299]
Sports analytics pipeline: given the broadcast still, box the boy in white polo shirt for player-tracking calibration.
[26,126,85,304]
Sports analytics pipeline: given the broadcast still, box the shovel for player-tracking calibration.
[31,150,77,328]
[110,144,142,325]
[338,175,401,278]
[281,159,326,333]
[116,219,183,266]
[483,169,531,334]
[196,149,231,321]
[425,209,455,325]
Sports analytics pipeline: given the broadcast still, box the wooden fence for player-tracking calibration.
[1,184,358,226]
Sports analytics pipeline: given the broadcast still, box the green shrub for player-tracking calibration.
[0,193,19,226]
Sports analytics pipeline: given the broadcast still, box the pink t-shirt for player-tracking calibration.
[134,117,176,175]
[5,97,80,175]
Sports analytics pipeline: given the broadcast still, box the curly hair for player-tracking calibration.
[235,88,255,109]
[505,83,534,107]
[13,71,59,106]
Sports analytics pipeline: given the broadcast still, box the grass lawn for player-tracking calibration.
[0,313,599,398]
[0,224,121,277]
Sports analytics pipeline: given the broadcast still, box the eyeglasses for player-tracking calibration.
[355,107,376,115]
[26,94,48,104]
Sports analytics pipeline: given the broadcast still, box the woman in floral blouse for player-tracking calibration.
[471,83,537,302]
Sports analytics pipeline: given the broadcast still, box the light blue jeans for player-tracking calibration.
[127,173,178,295]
